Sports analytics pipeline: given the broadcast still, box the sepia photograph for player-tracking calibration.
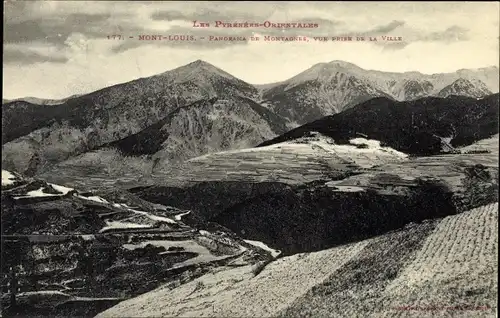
[2,1,499,317]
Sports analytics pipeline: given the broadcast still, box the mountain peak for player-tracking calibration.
[450,77,489,87]
[476,65,498,71]
[283,60,367,90]
[160,59,239,83]
[453,77,472,84]
[188,59,212,67]
[175,59,220,72]
[403,71,423,76]
[308,60,362,71]
[457,65,499,73]
[327,60,360,68]
[437,77,491,98]
[153,59,257,97]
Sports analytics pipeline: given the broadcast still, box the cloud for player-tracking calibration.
[150,2,282,22]
[2,1,475,58]
[420,26,469,42]
[151,8,268,22]
[3,1,498,99]
[341,20,405,38]
[364,23,470,51]
[3,13,110,47]
[3,2,279,57]
[4,1,354,56]
[3,1,33,23]
[150,11,186,21]
[371,20,406,33]
[381,42,410,51]
[4,45,68,65]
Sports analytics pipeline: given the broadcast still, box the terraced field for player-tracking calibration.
[37,135,498,194]
[97,203,498,318]
[378,203,498,318]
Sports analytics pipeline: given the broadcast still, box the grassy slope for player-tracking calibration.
[96,202,498,318]
[281,203,498,318]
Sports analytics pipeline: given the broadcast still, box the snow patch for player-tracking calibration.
[13,187,61,199]
[129,208,177,224]
[174,211,191,221]
[123,239,236,268]
[100,221,152,233]
[19,290,70,297]
[328,185,366,192]
[81,235,95,241]
[48,183,74,195]
[75,296,122,301]
[1,170,16,186]
[119,203,177,224]
[13,182,76,199]
[75,194,109,204]
[349,138,382,148]
[348,137,408,159]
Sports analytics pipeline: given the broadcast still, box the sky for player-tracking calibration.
[3,1,499,99]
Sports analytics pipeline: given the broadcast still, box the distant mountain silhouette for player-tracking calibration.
[258,61,499,124]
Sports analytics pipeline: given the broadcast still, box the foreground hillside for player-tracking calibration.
[2,136,498,317]
[97,202,498,317]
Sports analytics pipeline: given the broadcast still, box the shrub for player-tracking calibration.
[458,164,499,210]
[355,143,369,149]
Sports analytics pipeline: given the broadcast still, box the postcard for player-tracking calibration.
[2,1,499,317]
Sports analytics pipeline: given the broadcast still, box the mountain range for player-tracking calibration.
[2,60,499,177]
[2,94,82,106]
[2,59,499,318]
[258,61,498,124]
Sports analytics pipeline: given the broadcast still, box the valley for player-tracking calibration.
[1,59,498,318]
